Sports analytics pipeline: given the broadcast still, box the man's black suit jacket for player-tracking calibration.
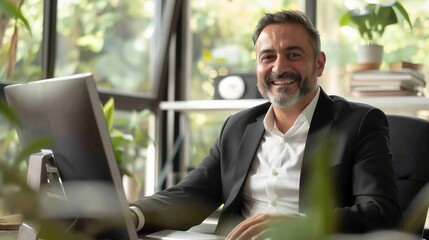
[132,88,402,235]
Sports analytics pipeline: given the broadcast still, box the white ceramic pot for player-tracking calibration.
[357,44,383,64]
[123,175,141,202]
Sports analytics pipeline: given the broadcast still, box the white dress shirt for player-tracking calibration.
[242,87,320,217]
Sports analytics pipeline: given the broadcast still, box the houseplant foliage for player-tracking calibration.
[103,97,135,177]
[0,0,32,78]
[103,97,151,202]
[339,0,412,45]
[102,97,149,179]
[0,0,31,32]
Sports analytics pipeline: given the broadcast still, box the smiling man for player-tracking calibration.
[254,20,325,133]
[130,10,402,239]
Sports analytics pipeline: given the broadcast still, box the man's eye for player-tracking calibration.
[261,55,275,61]
[288,53,301,60]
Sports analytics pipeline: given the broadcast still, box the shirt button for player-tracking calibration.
[271,169,278,176]
[269,200,277,207]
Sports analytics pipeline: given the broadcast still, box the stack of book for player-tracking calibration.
[348,61,426,97]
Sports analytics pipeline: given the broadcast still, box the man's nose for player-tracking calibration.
[272,56,292,74]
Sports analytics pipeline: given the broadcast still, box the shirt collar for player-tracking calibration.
[263,86,320,133]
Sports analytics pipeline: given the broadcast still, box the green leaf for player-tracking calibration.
[0,0,32,34]
[103,97,115,131]
[338,1,413,43]
[393,1,413,30]
[0,101,21,125]
[110,133,132,148]
[377,6,398,27]
[338,12,352,27]
[0,129,18,161]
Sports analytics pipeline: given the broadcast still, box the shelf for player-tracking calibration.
[346,96,429,114]
[160,99,267,112]
[160,96,429,116]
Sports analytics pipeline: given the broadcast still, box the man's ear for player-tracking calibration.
[316,51,326,77]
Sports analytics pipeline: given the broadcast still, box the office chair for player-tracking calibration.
[387,114,429,235]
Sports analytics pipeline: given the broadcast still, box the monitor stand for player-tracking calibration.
[17,150,67,240]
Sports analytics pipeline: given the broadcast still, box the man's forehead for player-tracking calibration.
[258,23,308,40]
[255,23,310,50]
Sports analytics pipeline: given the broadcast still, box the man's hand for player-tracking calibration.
[226,214,298,240]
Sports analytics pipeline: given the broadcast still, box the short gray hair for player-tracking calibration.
[252,10,321,55]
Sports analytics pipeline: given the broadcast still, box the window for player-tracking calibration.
[56,0,156,95]
[0,0,164,196]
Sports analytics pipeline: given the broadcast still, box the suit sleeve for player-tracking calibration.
[333,108,402,233]
[129,118,230,233]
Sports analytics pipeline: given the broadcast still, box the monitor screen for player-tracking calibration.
[4,73,138,240]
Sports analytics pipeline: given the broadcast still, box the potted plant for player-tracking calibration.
[103,97,150,202]
[339,0,412,65]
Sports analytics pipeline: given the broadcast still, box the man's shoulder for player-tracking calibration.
[329,95,377,111]
[218,101,270,132]
[328,94,386,122]
[228,101,271,122]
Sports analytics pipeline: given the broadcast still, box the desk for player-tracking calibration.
[0,215,220,240]
[0,231,421,240]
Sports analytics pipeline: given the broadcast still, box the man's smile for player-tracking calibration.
[271,78,297,85]
[265,71,302,88]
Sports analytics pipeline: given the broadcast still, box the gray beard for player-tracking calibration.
[257,78,312,109]
[267,87,301,109]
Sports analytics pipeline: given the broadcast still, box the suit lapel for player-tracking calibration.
[299,89,334,212]
[224,115,265,208]
[216,107,268,234]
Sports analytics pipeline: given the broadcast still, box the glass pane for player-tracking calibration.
[189,0,305,100]
[0,0,43,82]
[318,0,429,96]
[56,0,156,95]
[187,112,231,168]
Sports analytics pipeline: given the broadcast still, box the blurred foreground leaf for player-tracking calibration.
[0,0,32,34]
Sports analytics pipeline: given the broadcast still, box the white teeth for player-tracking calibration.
[272,79,296,85]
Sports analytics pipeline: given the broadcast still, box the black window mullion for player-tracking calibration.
[305,0,317,26]
[41,0,57,79]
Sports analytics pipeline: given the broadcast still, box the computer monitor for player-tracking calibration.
[4,73,138,240]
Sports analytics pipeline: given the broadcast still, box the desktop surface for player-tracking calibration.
[142,230,224,240]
